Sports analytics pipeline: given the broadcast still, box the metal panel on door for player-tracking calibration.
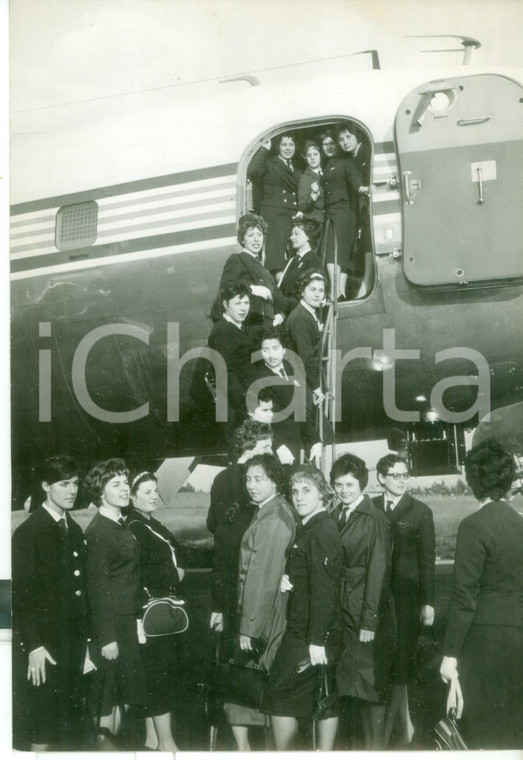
[395,74,523,288]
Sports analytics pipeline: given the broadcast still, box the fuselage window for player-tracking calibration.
[55,201,98,251]
[244,120,373,301]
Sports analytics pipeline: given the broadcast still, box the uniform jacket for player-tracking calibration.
[238,492,296,666]
[373,491,435,608]
[219,251,284,323]
[207,463,249,536]
[85,511,142,648]
[323,156,363,208]
[286,510,342,646]
[443,499,523,657]
[298,166,325,222]
[249,359,319,459]
[12,506,89,652]
[337,495,393,633]
[351,142,371,183]
[278,249,325,314]
[285,302,323,392]
[126,510,182,599]
[207,316,253,411]
[207,462,252,614]
[248,147,301,211]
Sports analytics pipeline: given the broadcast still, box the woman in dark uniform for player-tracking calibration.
[248,135,301,277]
[278,215,324,315]
[337,124,371,280]
[264,466,342,750]
[440,438,523,749]
[126,471,184,751]
[84,458,148,743]
[331,453,395,750]
[219,213,285,333]
[285,269,328,412]
[12,455,90,750]
[207,280,252,438]
[320,129,364,300]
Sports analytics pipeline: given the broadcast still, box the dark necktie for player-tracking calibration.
[386,500,394,514]
[118,517,126,528]
[286,159,293,172]
[58,517,68,534]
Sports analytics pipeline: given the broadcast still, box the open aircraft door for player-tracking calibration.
[395,74,523,288]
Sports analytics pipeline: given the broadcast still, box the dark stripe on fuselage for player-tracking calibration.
[10,222,236,274]
[374,141,395,154]
[11,163,239,216]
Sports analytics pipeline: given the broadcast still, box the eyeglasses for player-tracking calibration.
[386,472,410,481]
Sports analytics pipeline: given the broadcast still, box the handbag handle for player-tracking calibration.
[447,675,464,719]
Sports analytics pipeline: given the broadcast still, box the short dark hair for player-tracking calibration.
[376,453,409,480]
[259,325,285,347]
[257,386,274,405]
[319,128,335,144]
[246,453,285,493]
[295,268,327,299]
[84,458,129,507]
[291,215,322,250]
[232,419,273,459]
[209,280,250,322]
[275,133,296,151]
[465,437,516,501]
[130,471,157,497]
[336,121,365,146]
[237,213,268,246]
[40,455,80,486]
[330,453,369,490]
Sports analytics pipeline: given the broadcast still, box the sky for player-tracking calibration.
[10,0,523,117]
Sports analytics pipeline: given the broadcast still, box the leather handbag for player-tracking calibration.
[433,675,467,750]
[433,708,468,750]
[312,664,338,721]
[142,594,189,637]
[213,643,267,709]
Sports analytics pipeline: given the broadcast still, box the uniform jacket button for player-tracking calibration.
[74,570,80,576]
[75,590,82,597]
[73,551,79,557]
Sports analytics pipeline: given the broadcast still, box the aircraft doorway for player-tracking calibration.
[243,120,375,302]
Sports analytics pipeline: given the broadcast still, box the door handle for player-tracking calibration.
[457,116,491,126]
[403,171,413,204]
[403,171,421,205]
[476,167,484,204]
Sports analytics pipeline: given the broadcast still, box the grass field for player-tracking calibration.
[11,492,523,565]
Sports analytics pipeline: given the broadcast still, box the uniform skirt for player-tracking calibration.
[324,201,356,270]
[141,633,178,717]
[459,624,523,749]
[263,634,338,719]
[23,618,88,745]
[90,614,148,717]
[260,204,296,273]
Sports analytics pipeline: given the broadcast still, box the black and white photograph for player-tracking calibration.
[6,0,523,755]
